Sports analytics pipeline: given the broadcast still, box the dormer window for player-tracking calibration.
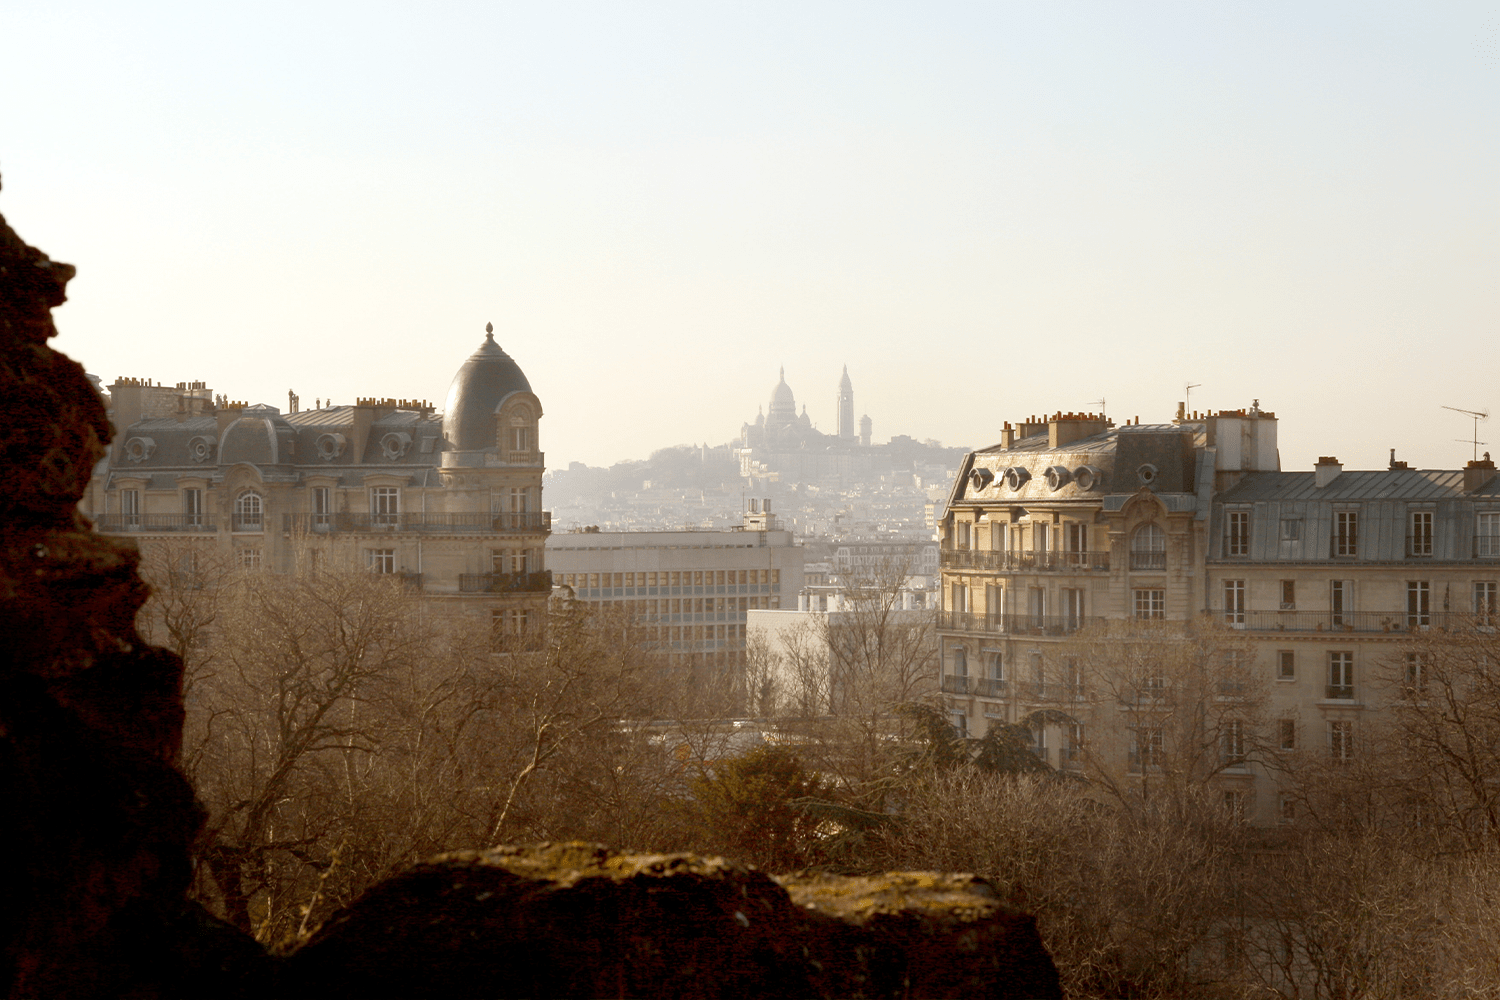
[511,426,532,452]
[234,491,263,532]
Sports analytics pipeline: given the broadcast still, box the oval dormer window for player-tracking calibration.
[187,436,215,464]
[124,437,155,463]
[1074,465,1102,491]
[969,467,994,492]
[1045,465,1072,491]
[1137,463,1158,486]
[315,433,346,462]
[380,432,412,461]
[1005,466,1031,490]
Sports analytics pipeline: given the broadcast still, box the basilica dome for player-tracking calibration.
[442,327,533,453]
[768,368,796,424]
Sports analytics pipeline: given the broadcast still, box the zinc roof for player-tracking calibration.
[1218,469,1500,503]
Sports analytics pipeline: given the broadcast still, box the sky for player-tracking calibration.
[3,2,1496,472]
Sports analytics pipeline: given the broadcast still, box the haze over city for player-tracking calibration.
[4,2,1496,471]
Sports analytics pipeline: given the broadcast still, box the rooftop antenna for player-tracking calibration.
[1185,383,1201,416]
[1090,397,1107,421]
[1443,405,1490,462]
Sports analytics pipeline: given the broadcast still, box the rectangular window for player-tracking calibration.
[1130,727,1164,772]
[1409,509,1434,557]
[1222,719,1245,764]
[371,486,400,525]
[1223,580,1246,625]
[1030,650,1045,698]
[1133,589,1165,620]
[990,521,1005,552]
[1279,718,1296,750]
[950,583,969,614]
[1280,579,1296,610]
[1403,652,1428,695]
[1027,587,1046,625]
[1280,518,1302,541]
[1277,649,1296,680]
[1224,510,1249,557]
[1330,579,1353,626]
[237,547,262,571]
[367,548,395,573]
[1476,582,1498,625]
[1061,588,1085,629]
[1478,513,1500,558]
[121,488,141,527]
[1279,795,1296,824]
[1062,723,1085,769]
[511,426,532,452]
[182,488,203,527]
[311,486,332,529]
[1328,652,1354,700]
[1333,511,1359,557]
[1066,522,1088,566]
[1033,522,1050,554]
[1407,580,1431,628]
[956,520,971,549]
[1329,720,1354,763]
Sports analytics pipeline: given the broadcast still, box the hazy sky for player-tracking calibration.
[4,3,1496,472]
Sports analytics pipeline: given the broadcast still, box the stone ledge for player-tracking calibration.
[279,842,1061,1000]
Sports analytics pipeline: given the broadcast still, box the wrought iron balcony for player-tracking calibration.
[973,677,1007,697]
[1215,610,1486,634]
[941,549,1110,572]
[1325,685,1355,700]
[283,511,552,534]
[937,611,1103,636]
[941,674,972,695]
[93,514,218,533]
[458,570,554,594]
[1129,551,1167,570]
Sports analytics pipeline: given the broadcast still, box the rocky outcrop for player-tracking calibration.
[280,842,1061,1000]
[0,189,263,999]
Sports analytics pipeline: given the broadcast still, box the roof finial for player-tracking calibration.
[780,365,785,382]
[485,321,494,341]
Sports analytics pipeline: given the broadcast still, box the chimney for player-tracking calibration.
[1314,456,1342,488]
[1048,411,1110,449]
[1465,454,1497,493]
[1388,448,1409,470]
[999,422,1014,450]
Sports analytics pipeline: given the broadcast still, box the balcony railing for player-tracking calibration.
[941,549,1110,572]
[938,611,1104,636]
[1129,551,1167,570]
[973,677,1007,697]
[458,570,554,594]
[941,674,971,695]
[1325,684,1355,700]
[94,514,217,533]
[1215,610,1490,634]
[283,511,552,534]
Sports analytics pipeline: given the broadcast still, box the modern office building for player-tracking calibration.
[547,501,804,676]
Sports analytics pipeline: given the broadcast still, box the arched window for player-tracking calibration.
[1130,523,1165,570]
[234,491,263,531]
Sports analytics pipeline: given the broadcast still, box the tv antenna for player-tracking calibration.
[1185,383,1201,417]
[1091,397,1107,421]
[1443,405,1490,462]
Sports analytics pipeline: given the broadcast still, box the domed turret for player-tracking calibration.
[442,325,533,453]
[219,406,297,466]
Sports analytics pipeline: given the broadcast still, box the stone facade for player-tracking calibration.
[938,406,1500,824]
[81,329,551,629]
